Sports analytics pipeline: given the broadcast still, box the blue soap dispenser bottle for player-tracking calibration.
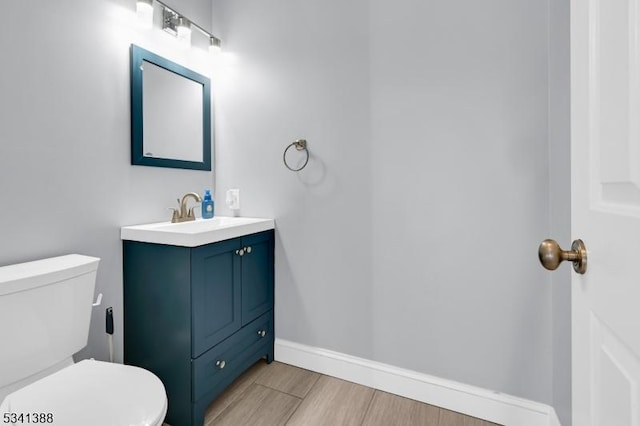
[202,189,215,219]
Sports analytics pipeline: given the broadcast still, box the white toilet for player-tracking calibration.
[0,254,167,426]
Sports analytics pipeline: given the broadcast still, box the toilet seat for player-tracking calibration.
[0,359,167,426]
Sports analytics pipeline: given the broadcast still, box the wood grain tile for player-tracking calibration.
[204,360,269,424]
[285,376,375,426]
[361,390,440,426]
[209,383,301,426]
[187,359,500,426]
[254,361,321,398]
[439,409,502,426]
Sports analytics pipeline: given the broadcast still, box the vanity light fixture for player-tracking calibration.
[136,0,154,29]
[157,2,219,51]
[137,0,222,51]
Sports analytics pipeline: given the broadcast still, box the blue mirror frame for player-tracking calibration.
[130,45,212,171]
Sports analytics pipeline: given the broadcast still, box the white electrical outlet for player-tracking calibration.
[226,189,240,210]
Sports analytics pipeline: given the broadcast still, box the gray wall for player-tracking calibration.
[212,0,555,406]
[549,0,572,424]
[211,0,375,359]
[369,0,551,403]
[0,0,215,362]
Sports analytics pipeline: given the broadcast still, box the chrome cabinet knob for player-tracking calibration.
[235,248,245,256]
[246,246,252,254]
[257,330,266,338]
[538,239,587,274]
[216,360,226,369]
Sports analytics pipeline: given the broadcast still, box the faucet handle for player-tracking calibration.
[188,206,198,219]
[169,208,180,223]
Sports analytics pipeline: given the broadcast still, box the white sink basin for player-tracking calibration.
[121,217,275,247]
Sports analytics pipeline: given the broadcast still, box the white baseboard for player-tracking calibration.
[275,338,560,426]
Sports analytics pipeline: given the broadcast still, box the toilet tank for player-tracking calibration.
[0,254,100,389]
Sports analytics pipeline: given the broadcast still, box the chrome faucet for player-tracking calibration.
[171,192,202,223]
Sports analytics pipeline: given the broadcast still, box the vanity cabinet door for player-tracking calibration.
[241,231,274,326]
[192,238,242,357]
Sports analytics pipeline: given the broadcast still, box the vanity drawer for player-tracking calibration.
[192,311,273,402]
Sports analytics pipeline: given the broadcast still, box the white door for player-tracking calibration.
[571,0,640,424]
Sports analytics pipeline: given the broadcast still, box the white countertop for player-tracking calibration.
[120,217,275,247]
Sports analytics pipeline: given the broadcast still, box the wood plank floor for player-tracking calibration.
[173,360,503,426]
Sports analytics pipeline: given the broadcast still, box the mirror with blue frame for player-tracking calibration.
[130,45,212,170]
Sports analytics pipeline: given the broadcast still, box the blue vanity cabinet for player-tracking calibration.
[123,230,274,426]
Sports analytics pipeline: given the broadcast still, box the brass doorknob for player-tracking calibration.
[538,239,587,274]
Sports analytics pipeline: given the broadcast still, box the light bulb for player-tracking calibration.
[136,0,153,29]
[209,37,221,54]
[176,17,192,46]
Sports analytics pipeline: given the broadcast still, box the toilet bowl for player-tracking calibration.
[0,360,167,426]
[0,254,167,426]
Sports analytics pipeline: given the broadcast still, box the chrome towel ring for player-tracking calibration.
[283,139,309,171]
